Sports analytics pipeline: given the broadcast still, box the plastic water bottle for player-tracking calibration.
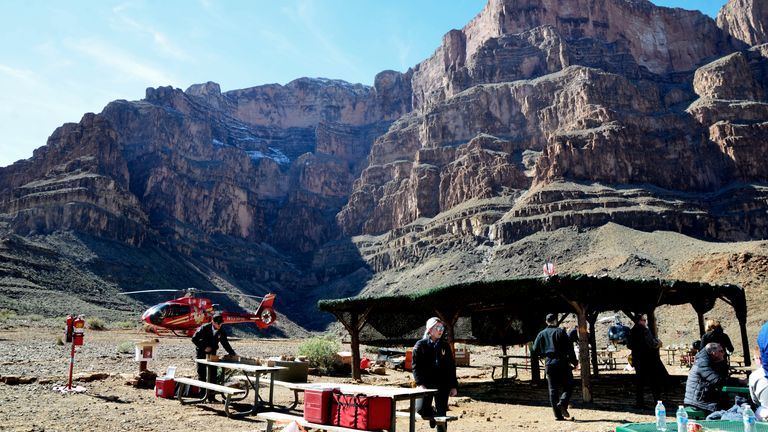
[676,405,688,432]
[655,401,667,431]
[743,404,756,432]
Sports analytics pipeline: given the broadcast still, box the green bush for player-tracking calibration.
[87,317,106,330]
[298,336,341,375]
[116,341,134,354]
[0,309,17,321]
[112,320,139,330]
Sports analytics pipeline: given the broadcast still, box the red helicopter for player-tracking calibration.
[121,288,277,336]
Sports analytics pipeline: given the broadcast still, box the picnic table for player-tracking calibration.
[257,382,439,432]
[177,358,283,417]
[616,420,768,431]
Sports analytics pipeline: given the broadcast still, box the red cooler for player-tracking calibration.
[331,391,392,430]
[155,377,176,398]
[304,387,336,424]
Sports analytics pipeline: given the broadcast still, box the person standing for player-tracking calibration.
[412,317,458,431]
[533,313,578,421]
[191,312,236,382]
[700,319,735,358]
[627,313,668,408]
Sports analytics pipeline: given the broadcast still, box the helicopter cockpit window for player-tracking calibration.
[143,304,191,325]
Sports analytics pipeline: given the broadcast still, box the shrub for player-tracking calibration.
[87,317,106,330]
[0,309,17,321]
[298,336,341,375]
[116,341,134,354]
[112,320,139,330]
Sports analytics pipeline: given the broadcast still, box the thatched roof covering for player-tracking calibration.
[318,274,746,346]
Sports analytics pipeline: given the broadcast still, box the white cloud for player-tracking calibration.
[65,38,176,86]
[0,64,37,84]
[109,11,190,61]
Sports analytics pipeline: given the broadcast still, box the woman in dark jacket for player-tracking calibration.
[412,317,457,431]
[700,319,735,356]
[627,314,668,408]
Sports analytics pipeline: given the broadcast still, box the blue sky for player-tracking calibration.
[0,0,726,167]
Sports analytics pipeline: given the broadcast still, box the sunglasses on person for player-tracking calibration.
[432,324,445,331]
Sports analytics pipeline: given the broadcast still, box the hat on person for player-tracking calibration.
[423,317,442,338]
[212,313,224,324]
[758,321,768,376]
[545,313,557,324]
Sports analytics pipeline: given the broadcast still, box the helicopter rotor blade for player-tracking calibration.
[192,290,265,300]
[119,289,182,295]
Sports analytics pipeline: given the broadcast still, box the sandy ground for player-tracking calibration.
[0,325,728,432]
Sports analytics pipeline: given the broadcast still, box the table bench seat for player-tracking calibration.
[257,411,384,432]
[231,375,304,410]
[395,411,457,430]
[174,377,247,417]
[491,363,518,381]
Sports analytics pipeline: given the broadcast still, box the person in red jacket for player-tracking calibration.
[412,317,458,431]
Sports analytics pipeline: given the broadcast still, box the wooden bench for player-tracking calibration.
[684,406,708,420]
[396,411,457,431]
[232,375,305,410]
[257,411,382,432]
[174,377,248,417]
[491,363,518,381]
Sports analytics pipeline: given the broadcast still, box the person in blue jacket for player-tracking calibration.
[412,317,458,431]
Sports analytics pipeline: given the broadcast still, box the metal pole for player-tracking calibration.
[67,337,76,390]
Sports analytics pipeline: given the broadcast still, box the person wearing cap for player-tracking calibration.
[749,321,768,421]
[412,317,458,431]
[191,312,236,382]
[533,313,578,421]
[627,313,668,408]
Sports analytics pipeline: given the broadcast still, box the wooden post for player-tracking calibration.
[334,308,372,382]
[350,312,361,382]
[587,312,598,377]
[574,304,592,403]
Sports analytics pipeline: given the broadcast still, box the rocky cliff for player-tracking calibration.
[1,0,768,332]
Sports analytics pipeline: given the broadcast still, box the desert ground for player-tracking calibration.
[1,319,742,432]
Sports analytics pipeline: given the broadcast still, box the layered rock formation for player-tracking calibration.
[2,0,768,330]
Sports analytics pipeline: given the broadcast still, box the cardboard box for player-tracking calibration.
[455,348,470,366]
[273,360,309,383]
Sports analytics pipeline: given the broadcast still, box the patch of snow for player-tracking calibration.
[246,148,290,165]
[212,139,225,147]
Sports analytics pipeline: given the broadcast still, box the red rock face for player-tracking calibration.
[2,0,768,321]
[717,0,768,47]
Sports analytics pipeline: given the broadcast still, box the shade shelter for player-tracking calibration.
[318,274,749,402]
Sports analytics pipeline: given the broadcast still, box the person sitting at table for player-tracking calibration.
[749,321,768,421]
[533,313,578,421]
[627,313,668,408]
[700,319,735,361]
[684,342,730,413]
[192,312,236,382]
[412,317,457,432]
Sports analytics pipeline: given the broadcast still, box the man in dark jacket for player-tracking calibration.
[191,312,236,382]
[627,314,668,408]
[684,342,729,413]
[412,317,458,432]
[533,313,578,421]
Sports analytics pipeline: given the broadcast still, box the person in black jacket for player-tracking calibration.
[412,317,457,431]
[533,313,578,421]
[684,342,729,413]
[700,319,735,359]
[191,312,236,382]
[627,314,668,408]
